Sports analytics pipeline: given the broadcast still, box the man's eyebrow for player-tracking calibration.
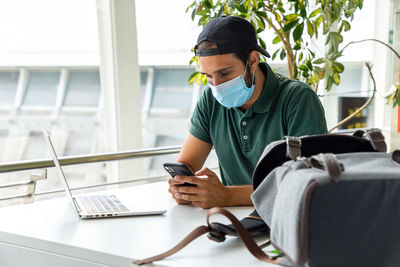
[200,66,234,76]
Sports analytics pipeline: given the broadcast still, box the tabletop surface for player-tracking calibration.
[0,182,276,267]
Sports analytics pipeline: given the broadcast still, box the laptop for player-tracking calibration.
[42,130,166,219]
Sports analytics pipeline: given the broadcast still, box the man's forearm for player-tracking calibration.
[225,185,254,206]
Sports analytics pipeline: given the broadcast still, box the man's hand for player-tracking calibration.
[169,168,229,209]
[168,178,192,205]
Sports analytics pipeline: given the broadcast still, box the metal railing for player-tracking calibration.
[0,128,374,203]
[0,145,182,203]
[0,145,182,173]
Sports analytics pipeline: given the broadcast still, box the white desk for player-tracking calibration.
[0,182,275,267]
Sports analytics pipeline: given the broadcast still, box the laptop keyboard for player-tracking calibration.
[79,195,130,214]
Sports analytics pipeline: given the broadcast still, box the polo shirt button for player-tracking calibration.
[243,135,248,140]
[242,121,247,126]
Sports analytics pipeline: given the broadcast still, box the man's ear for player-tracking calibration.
[248,50,260,72]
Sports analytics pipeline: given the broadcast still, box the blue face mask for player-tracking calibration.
[208,64,255,108]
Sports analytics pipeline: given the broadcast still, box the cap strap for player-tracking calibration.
[194,48,221,57]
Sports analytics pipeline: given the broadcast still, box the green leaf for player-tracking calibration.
[191,8,196,21]
[280,49,286,60]
[185,2,195,13]
[306,60,313,71]
[309,8,321,18]
[275,13,282,23]
[299,64,308,71]
[333,72,340,85]
[298,52,304,62]
[293,43,301,50]
[259,38,267,49]
[272,35,281,45]
[313,58,324,64]
[314,66,323,75]
[333,62,345,73]
[237,4,247,13]
[307,20,314,37]
[325,32,331,45]
[293,23,304,42]
[283,19,299,32]
[188,71,199,84]
[255,11,268,18]
[326,77,333,91]
[342,20,351,32]
[272,48,280,60]
[284,14,299,22]
[331,32,344,44]
[189,56,198,65]
[314,15,322,29]
[300,7,307,18]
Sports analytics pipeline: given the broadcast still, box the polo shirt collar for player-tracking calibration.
[251,63,280,113]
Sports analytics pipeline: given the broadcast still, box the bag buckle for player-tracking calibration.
[207,231,226,243]
[297,156,312,168]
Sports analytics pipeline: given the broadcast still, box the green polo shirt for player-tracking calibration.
[190,63,327,186]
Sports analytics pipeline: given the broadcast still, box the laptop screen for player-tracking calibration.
[42,130,80,215]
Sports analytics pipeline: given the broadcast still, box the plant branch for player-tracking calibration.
[343,38,400,60]
[262,4,295,78]
[328,62,376,133]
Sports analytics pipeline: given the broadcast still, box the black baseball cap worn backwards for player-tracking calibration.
[194,15,270,58]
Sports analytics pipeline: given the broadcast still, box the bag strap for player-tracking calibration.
[310,153,343,182]
[284,136,302,160]
[133,207,282,266]
[353,128,387,152]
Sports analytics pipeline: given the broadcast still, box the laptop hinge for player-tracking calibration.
[73,198,83,213]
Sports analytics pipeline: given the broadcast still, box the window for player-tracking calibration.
[151,68,194,110]
[23,71,59,106]
[22,131,47,160]
[63,130,94,156]
[150,135,184,170]
[140,70,148,108]
[64,71,101,107]
[0,71,19,105]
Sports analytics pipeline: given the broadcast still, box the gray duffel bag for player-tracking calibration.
[135,149,400,267]
[252,150,400,267]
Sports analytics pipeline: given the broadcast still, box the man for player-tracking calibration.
[168,16,327,208]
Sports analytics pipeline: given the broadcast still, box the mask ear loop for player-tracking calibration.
[244,60,256,86]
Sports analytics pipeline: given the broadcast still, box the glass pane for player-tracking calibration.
[150,135,184,170]
[23,71,59,106]
[22,131,46,160]
[335,65,363,95]
[151,68,194,110]
[0,71,19,105]
[140,70,148,108]
[64,71,100,107]
[0,130,8,159]
[63,131,93,156]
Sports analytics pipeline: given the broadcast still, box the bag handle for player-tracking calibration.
[133,207,282,265]
[310,153,343,182]
[392,150,400,167]
[353,128,387,152]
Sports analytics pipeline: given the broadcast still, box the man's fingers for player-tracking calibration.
[175,193,201,202]
[171,185,198,194]
[195,167,215,177]
[174,175,205,186]
[168,178,183,185]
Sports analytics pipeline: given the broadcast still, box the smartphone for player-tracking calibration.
[163,162,197,186]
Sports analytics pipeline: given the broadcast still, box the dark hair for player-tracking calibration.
[197,41,251,65]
